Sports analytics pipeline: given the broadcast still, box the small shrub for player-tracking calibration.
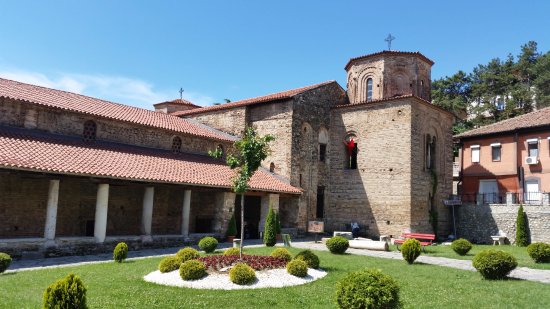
[286,259,308,277]
[263,206,277,247]
[224,247,241,256]
[113,242,128,263]
[326,236,350,254]
[451,238,472,256]
[401,239,421,264]
[516,204,530,247]
[0,252,12,273]
[335,268,400,309]
[229,262,256,285]
[198,237,218,253]
[158,255,182,273]
[294,250,320,269]
[270,248,292,262]
[472,249,518,280]
[527,242,550,263]
[176,247,200,262]
[225,213,237,237]
[179,260,207,280]
[43,273,87,309]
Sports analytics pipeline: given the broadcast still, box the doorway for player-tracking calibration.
[525,179,540,204]
[234,195,261,239]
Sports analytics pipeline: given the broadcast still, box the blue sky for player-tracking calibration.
[0,1,548,109]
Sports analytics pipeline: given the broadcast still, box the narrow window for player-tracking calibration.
[319,144,327,162]
[316,186,325,219]
[527,139,539,157]
[366,78,373,101]
[491,143,501,161]
[471,145,480,163]
[344,136,358,169]
[270,162,275,173]
[420,80,424,98]
[172,136,182,153]
[426,135,432,169]
[83,120,97,142]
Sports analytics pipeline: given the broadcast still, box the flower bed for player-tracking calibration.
[198,254,287,272]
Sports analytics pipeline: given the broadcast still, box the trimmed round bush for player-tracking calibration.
[270,248,292,262]
[179,260,207,280]
[43,273,87,309]
[113,242,128,263]
[451,238,473,256]
[176,247,200,262]
[158,255,182,273]
[335,268,400,309]
[472,249,518,280]
[294,250,320,269]
[401,238,421,264]
[326,236,350,254]
[224,247,241,256]
[286,259,308,277]
[229,263,256,285]
[0,252,12,273]
[198,236,218,253]
[527,242,550,263]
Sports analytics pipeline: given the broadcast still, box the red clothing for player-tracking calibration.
[345,138,355,156]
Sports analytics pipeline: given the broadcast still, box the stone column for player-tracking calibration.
[44,180,60,243]
[543,193,550,206]
[506,192,515,206]
[259,193,280,234]
[213,192,236,234]
[181,190,191,237]
[94,184,110,243]
[141,186,154,242]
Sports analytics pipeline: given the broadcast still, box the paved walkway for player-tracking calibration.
[7,239,550,284]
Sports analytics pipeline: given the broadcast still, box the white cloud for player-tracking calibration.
[0,70,213,109]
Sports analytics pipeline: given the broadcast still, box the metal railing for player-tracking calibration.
[456,192,545,205]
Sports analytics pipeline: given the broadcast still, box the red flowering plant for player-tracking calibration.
[198,254,287,272]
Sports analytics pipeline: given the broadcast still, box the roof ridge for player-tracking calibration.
[344,51,434,70]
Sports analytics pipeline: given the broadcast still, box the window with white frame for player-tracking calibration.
[491,143,501,161]
[471,145,480,163]
[366,78,373,101]
[496,98,505,111]
[527,139,539,158]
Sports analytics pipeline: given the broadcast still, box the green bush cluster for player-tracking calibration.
[113,242,128,263]
[158,256,182,273]
[229,262,256,285]
[176,247,200,262]
[401,239,421,264]
[270,248,292,262]
[263,206,277,247]
[198,237,218,253]
[472,249,518,280]
[0,252,12,273]
[451,238,472,256]
[335,268,401,309]
[224,247,241,256]
[286,259,308,277]
[516,204,530,247]
[179,260,207,281]
[42,273,87,309]
[326,236,349,254]
[527,242,550,263]
[294,250,320,269]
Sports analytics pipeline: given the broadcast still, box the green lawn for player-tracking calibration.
[398,244,550,270]
[1,246,549,308]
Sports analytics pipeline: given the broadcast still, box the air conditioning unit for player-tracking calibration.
[525,156,539,165]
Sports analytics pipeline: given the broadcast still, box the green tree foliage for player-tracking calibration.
[43,273,87,309]
[263,205,277,247]
[210,126,274,257]
[516,204,530,247]
[275,211,281,234]
[225,213,237,237]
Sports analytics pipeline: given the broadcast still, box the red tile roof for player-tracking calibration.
[153,98,200,109]
[0,78,232,142]
[455,106,550,139]
[344,51,435,70]
[172,81,337,116]
[0,127,301,194]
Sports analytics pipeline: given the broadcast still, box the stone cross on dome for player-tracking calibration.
[385,33,396,51]
[179,87,184,99]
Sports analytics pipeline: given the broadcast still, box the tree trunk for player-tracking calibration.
[240,194,245,258]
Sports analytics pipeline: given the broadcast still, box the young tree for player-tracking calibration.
[516,204,530,247]
[212,127,274,257]
[263,206,277,247]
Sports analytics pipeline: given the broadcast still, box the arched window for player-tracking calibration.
[426,135,436,170]
[318,127,329,162]
[172,136,182,153]
[270,162,275,173]
[366,78,373,101]
[216,144,224,158]
[420,80,424,98]
[344,133,358,169]
[83,120,97,142]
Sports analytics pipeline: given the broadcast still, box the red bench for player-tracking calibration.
[394,233,435,251]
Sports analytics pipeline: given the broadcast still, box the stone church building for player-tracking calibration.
[0,50,453,258]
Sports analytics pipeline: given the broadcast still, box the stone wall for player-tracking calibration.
[456,203,550,244]
[0,98,232,155]
[185,107,247,136]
